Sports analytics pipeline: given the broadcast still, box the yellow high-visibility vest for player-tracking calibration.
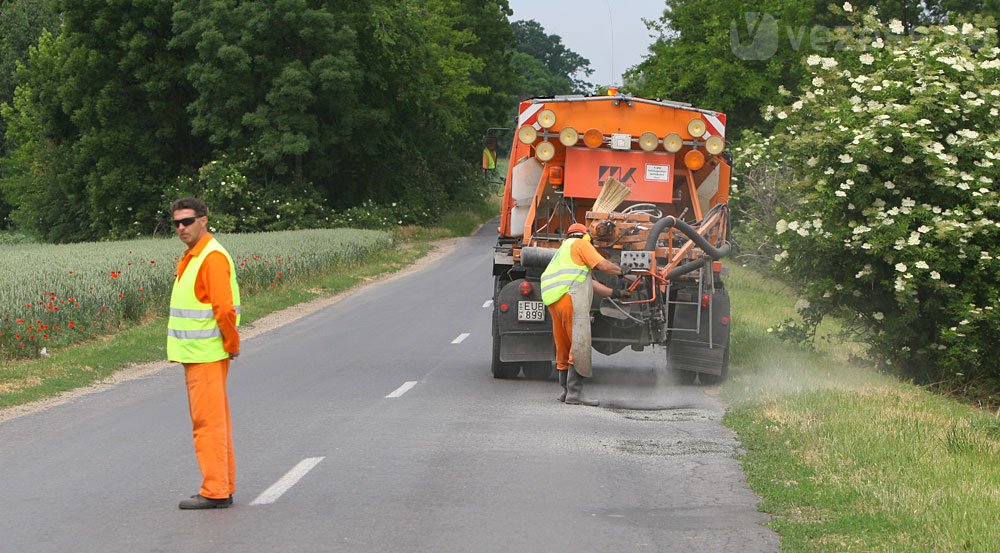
[482,148,496,169]
[540,238,589,305]
[167,238,241,363]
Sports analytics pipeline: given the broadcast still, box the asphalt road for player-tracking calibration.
[0,223,777,553]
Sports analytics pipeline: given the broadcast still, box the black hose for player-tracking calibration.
[666,257,710,280]
[643,209,731,259]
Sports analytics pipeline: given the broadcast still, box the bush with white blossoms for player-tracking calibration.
[735,9,999,384]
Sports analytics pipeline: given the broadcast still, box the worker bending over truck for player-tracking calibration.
[541,223,629,406]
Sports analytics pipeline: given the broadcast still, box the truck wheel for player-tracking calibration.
[521,361,553,380]
[492,307,520,379]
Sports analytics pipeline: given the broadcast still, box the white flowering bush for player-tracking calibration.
[735,10,999,385]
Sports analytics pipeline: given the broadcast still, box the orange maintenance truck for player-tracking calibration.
[490,92,732,383]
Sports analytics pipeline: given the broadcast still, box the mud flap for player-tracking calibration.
[667,288,730,377]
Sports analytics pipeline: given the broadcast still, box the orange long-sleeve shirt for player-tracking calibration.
[175,233,240,354]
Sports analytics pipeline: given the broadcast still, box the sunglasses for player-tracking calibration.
[172,216,202,228]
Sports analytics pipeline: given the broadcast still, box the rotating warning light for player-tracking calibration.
[517,125,538,144]
[705,135,725,155]
[638,132,659,152]
[537,109,557,129]
[687,118,707,138]
[663,133,683,153]
[535,141,556,161]
[559,127,579,146]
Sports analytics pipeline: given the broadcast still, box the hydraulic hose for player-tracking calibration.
[666,257,710,280]
[643,209,732,259]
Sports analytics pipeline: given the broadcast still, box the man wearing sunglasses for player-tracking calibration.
[167,197,241,510]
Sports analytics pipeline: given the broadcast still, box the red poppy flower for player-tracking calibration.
[16,318,24,323]
[68,321,75,329]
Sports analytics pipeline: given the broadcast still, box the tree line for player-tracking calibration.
[0,0,593,242]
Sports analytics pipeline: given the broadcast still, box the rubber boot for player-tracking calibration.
[564,366,599,406]
[557,370,568,402]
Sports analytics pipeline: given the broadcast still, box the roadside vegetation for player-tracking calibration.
[724,264,1000,552]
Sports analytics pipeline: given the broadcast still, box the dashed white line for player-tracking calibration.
[451,333,470,344]
[386,380,418,398]
[483,300,493,308]
[250,457,325,505]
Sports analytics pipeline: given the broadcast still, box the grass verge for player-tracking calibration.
[723,264,1000,552]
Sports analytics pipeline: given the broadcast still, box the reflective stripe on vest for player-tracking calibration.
[167,237,241,363]
[540,238,589,306]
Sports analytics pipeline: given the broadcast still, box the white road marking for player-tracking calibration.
[250,457,325,505]
[483,300,493,308]
[386,381,418,398]
[451,333,470,344]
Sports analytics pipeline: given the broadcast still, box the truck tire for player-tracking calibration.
[522,361,553,380]
[492,306,520,379]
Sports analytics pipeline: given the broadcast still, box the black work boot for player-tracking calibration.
[179,494,233,510]
[557,369,568,402]
[564,366,599,406]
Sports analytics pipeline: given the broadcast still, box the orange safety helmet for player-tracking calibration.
[567,223,588,236]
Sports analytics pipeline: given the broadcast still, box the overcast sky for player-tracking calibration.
[506,0,668,87]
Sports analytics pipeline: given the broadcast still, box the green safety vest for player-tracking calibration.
[540,238,589,306]
[167,237,241,363]
[483,148,496,169]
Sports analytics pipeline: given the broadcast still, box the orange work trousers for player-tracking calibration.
[184,359,235,500]
[548,294,574,371]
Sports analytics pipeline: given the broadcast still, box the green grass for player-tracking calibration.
[723,264,1000,552]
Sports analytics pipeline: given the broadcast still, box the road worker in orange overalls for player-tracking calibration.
[167,197,241,510]
[541,223,629,406]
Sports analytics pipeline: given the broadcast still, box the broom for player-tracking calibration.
[591,177,631,213]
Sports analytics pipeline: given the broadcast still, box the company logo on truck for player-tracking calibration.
[598,166,638,185]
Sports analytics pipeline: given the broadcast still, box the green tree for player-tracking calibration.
[2,1,517,241]
[627,0,997,136]
[511,19,593,97]
[0,0,59,225]
[3,0,195,241]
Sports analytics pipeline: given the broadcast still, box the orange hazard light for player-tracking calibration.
[583,129,604,148]
[549,165,564,185]
[684,149,705,171]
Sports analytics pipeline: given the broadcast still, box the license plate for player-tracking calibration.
[517,301,545,322]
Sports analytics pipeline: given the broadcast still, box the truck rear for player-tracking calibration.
[491,92,732,383]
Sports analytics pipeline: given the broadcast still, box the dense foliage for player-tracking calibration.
[735,7,999,384]
[625,0,997,136]
[0,1,527,242]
